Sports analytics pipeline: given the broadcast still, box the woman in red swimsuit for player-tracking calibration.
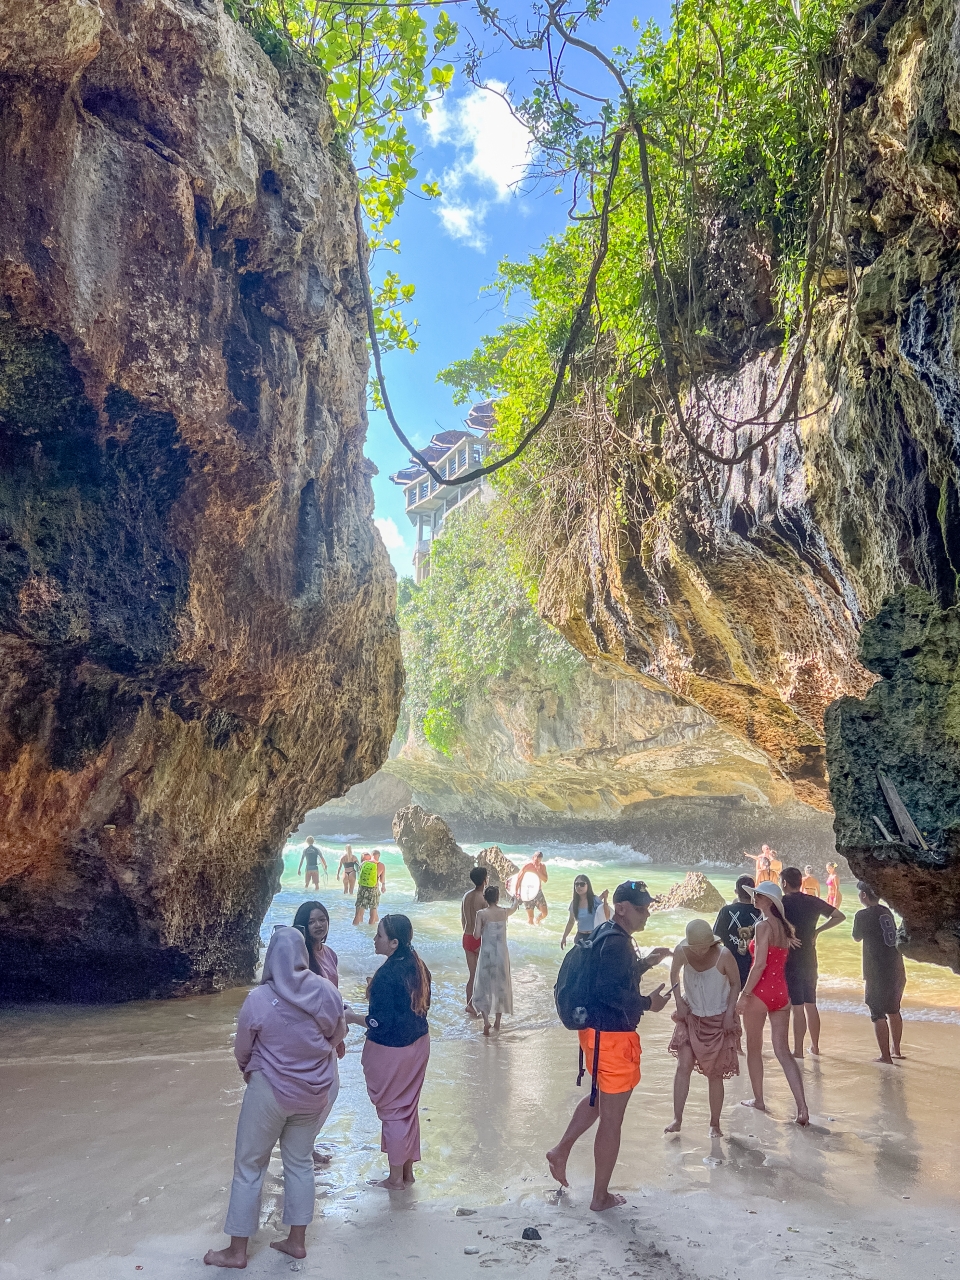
[736,882,809,1126]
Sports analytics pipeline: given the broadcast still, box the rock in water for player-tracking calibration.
[393,806,475,901]
[0,1,402,999]
[476,846,519,888]
[651,872,725,914]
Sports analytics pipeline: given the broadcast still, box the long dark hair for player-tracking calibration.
[381,913,431,1017]
[759,895,796,944]
[570,875,596,918]
[292,901,329,975]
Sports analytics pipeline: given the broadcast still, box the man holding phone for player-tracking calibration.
[546,882,671,1211]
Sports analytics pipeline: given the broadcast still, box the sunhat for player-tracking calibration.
[752,881,783,903]
[684,918,722,948]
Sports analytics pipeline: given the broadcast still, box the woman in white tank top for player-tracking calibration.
[665,918,742,1136]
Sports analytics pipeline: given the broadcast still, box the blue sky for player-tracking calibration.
[365,1,672,576]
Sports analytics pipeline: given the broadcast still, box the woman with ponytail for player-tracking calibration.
[345,914,431,1188]
[735,883,809,1125]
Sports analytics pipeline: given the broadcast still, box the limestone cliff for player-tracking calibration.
[0,0,402,999]
[314,660,836,863]
[529,0,960,831]
[826,589,960,971]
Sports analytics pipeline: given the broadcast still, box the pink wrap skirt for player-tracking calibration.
[668,1013,740,1080]
[361,1033,430,1165]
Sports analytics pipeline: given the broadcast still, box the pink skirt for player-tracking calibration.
[361,1033,430,1166]
[668,1013,739,1081]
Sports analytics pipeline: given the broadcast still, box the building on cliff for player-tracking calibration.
[390,401,495,582]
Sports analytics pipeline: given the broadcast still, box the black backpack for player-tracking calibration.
[554,921,618,1105]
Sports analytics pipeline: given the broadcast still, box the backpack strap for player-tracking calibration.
[589,1031,601,1107]
[577,1044,585,1088]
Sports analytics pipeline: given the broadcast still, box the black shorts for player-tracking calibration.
[866,981,904,1021]
[787,970,818,1007]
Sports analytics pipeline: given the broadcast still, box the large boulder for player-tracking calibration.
[393,805,475,901]
[476,845,519,887]
[0,0,402,1000]
[651,871,725,915]
[826,587,960,971]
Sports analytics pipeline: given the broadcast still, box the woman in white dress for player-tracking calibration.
[472,885,519,1035]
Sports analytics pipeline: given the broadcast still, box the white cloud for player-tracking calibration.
[426,82,534,249]
[375,516,406,552]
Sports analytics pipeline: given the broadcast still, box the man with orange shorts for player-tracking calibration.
[546,882,671,1212]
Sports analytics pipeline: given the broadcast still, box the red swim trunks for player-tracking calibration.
[462,932,481,953]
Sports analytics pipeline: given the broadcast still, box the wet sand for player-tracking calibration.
[2,992,959,1279]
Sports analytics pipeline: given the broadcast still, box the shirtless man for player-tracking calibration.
[462,866,488,1016]
[297,837,327,890]
[518,851,549,925]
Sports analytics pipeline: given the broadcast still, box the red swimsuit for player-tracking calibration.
[748,939,790,1012]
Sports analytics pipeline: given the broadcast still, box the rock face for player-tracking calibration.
[476,845,519,889]
[392,805,474,901]
[650,872,726,915]
[0,1,402,999]
[315,662,836,863]
[529,0,960,825]
[826,588,960,970]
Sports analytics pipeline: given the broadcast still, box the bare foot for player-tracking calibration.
[312,1151,332,1169]
[483,1024,491,1036]
[740,1099,766,1111]
[874,1055,894,1064]
[203,1248,247,1269]
[403,1173,416,1185]
[892,1051,906,1059]
[808,1046,821,1057]
[368,1176,407,1190]
[792,1050,804,1059]
[465,1005,480,1018]
[796,1108,810,1127]
[709,1124,723,1137]
[545,1147,569,1187]
[591,1192,626,1212]
[663,1119,682,1133]
[270,1239,306,1259]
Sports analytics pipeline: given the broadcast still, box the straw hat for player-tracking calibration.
[684,918,722,949]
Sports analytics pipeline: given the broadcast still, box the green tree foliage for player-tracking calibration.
[443,0,852,473]
[224,0,456,351]
[398,499,581,753]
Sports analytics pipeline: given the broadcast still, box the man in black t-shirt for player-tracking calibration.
[713,876,762,990]
[298,837,327,890]
[781,866,845,1057]
[852,881,907,1063]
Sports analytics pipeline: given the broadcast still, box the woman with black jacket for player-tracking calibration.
[346,914,431,1189]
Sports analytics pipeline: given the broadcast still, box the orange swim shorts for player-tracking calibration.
[577,1029,641,1095]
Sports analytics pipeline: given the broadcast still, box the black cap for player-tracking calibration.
[612,880,655,909]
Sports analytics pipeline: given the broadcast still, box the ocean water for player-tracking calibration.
[273,838,960,1021]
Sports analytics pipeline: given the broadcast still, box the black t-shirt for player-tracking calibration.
[713,901,762,977]
[783,893,835,977]
[852,905,906,988]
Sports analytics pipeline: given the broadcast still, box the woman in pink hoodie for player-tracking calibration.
[204,927,345,1270]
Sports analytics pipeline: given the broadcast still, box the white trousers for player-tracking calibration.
[223,1070,331,1237]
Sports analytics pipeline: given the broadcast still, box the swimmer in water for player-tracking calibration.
[461,865,488,1016]
[825,862,842,909]
[735,882,809,1126]
[298,837,327,890]
[337,845,359,896]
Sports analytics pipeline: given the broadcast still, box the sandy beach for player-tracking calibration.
[3,989,959,1280]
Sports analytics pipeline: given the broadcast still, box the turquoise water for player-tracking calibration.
[270,838,960,1021]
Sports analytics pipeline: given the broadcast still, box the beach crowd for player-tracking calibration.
[203,845,907,1269]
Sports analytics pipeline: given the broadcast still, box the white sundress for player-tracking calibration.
[473,916,514,1017]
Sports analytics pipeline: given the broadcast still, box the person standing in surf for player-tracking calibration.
[345,915,431,1190]
[298,837,327,890]
[337,845,359,896]
[546,882,672,1212]
[781,865,845,1058]
[560,875,611,948]
[472,885,519,1035]
[353,853,381,928]
[461,865,488,1016]
[514,851,549,925]
[825,862,843,909]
